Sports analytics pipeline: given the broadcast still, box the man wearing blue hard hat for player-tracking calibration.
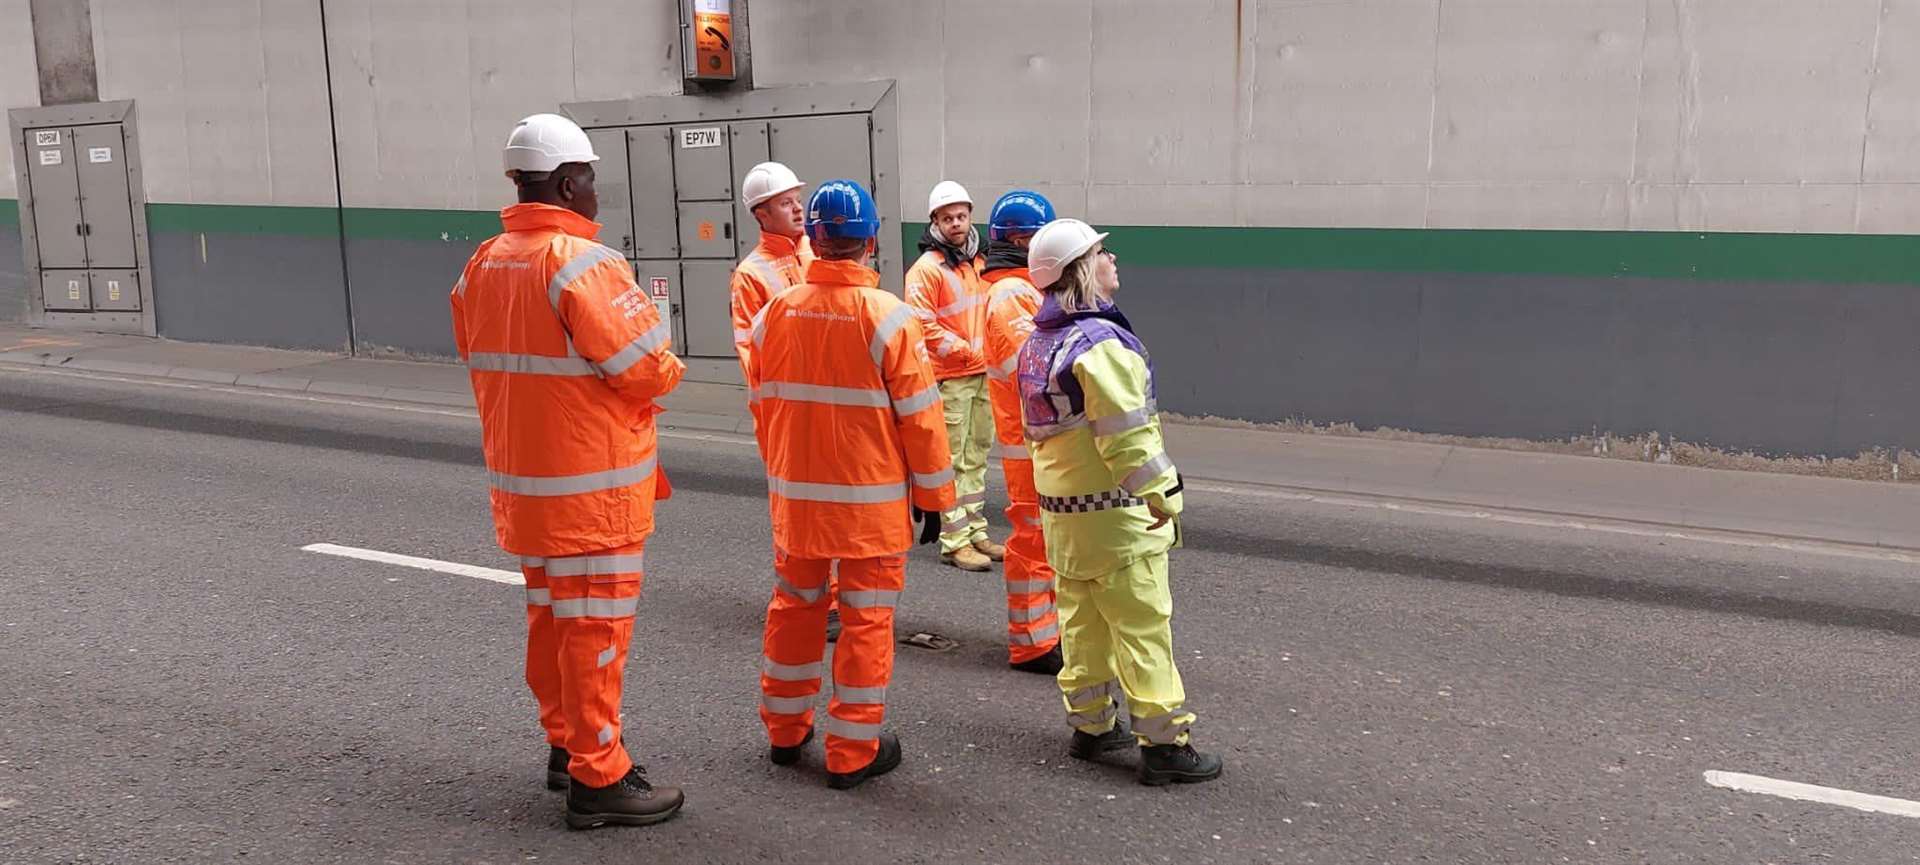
[980,191,1067,675]
[746,179,955,790]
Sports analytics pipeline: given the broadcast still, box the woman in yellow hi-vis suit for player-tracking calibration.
[1013,218,1223,786]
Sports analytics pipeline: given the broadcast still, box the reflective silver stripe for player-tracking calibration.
[833,685,888,705]
[869,303,915,366]
[758,380,890,408]
[989,354,1018,381]
[766,476,908,504]
[548,245,625,311]
[733,326,754,344]
[1089,404,1157,437]
[1120,452,1176,494]
[1005,578,1052,594]
[525,587,552,606]
[596,645,617,668]
[992,282,1040,308]
[935,291,987,319]
[839,590,900,609]
[1131,710,1195,745]
[996,442,1029,460]
[466,352,599,376]
[597,320,673,377]
[891,384,941,416]
[775,577,827,605]
[542,553,645,578]
[597,724,615,745]
[822,716,882,741]
[912,466,955,488]
[489,456,656,497]
[1009,599,1056,623]
[1067,703,1118,729]
[742,256,781,292]
[453,275,468,297]
[1067,681,1120,706]
[958,491,987,506]
[1012,620,1060,645]
[750,303,772,349]
[941,515,970,533]
[1025,416,1087,442]
[550,595,640,619]
[762,694,816,714]
[763,657,823,681]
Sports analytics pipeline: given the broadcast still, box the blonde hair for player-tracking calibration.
[1046,244,1105,313]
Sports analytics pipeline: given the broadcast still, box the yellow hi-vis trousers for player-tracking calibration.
[1055,551,1195,746]
[937,374,993,553]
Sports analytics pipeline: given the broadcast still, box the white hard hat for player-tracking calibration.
[1028,218,1109,290]
[502,113,599,176]
[927,180,972,217]
[741,161,805,209]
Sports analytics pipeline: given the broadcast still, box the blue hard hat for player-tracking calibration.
[988,190,1056,243]
[807,179,881,241]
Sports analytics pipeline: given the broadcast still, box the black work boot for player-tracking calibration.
[1068,726,1133,761]
[826,608,842,643]
[769,726,815,767]
[1009,645,1064,675]
[1138,743,1224,786]
[565,765,685,829]
[546,746,569,791]
[827,732,902,790]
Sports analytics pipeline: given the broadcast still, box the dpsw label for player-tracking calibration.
[679,127,723,149]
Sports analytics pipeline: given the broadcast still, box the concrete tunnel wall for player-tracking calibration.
[2,0,1919,456]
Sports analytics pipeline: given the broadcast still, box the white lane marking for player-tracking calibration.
[16,364,1919,566]
[302,542,522,585]
[1189,480,1920,567]
[1703,771,1920,820]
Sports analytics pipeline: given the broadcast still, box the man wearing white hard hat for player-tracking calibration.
[730,162,842,641]
[905,180,1002,573]
[1016,218,1223,787]
[451,112,689,827]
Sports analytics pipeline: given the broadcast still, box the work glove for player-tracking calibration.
[912,507,940,545]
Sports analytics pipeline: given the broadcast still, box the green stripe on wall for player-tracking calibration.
[76,202,1920,287]
[905,222,1920,287]
[0,199,18,228]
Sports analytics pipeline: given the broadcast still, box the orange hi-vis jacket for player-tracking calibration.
[729,231,813,377]
[904,250,990,381]
[982,267,1045,471]
[747,258,957,558]
[451,203,687,556]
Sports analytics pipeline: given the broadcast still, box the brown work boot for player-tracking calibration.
[565,765,685,829]
[971,537,1007,561]
[940,546,993,572]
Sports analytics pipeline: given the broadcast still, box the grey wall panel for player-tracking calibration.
[0,225,25,320]
[342,236,469,358]
[1124,266,1920,457]
[148,229,349,350]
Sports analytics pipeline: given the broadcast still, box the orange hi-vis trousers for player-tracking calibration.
[758,551,904,774]
[1000,453,1061,662]
[520,543,645,787]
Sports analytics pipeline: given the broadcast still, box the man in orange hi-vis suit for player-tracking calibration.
[450,113,687,830]
[979,190,1064,675]
[747,178,955,790]
[729,161,845,643]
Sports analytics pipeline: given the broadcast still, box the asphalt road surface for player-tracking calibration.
[3,365,1918,864]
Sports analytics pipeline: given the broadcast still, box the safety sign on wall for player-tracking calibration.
[650,277,670,299]
[39,149,61,166]
[89,147,113,163]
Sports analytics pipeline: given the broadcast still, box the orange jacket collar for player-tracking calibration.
[500,202,603,241]
[981,266,1031,283]
[804,258,880,287]
[757,231,806,259]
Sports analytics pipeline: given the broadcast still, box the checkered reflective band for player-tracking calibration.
[1037,489,1147,514]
